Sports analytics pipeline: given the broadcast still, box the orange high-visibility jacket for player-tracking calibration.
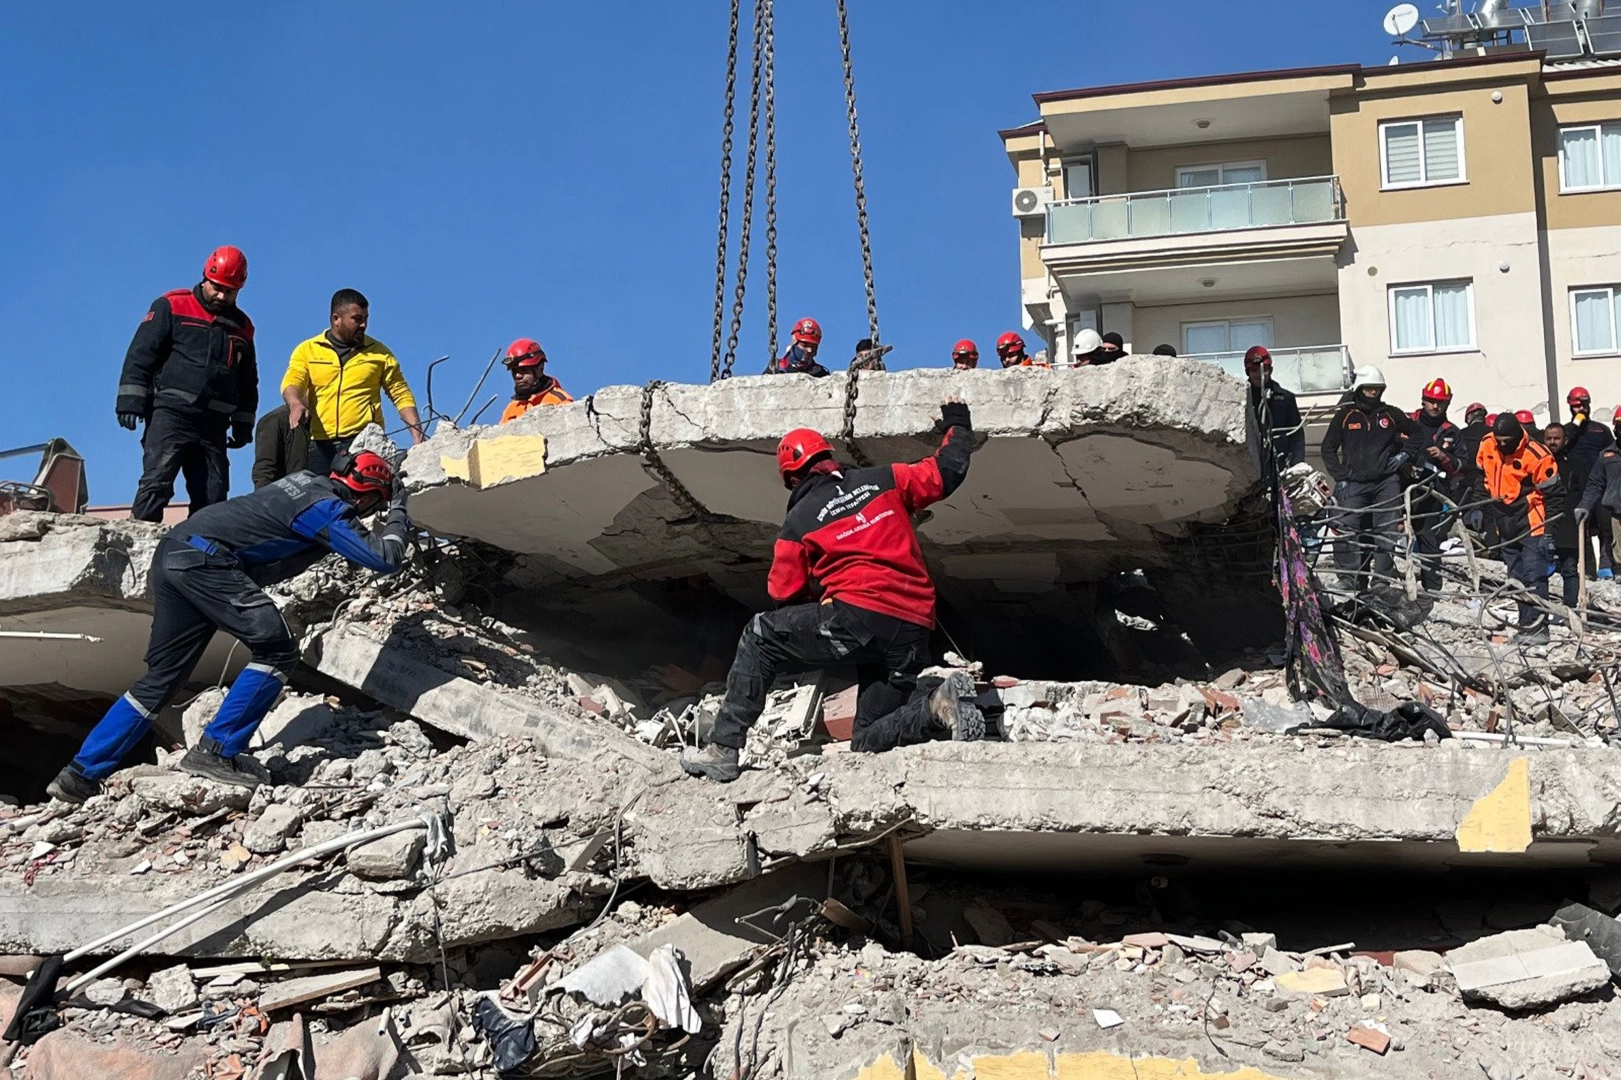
[499,378,573,423]
[1477,433,1558,538]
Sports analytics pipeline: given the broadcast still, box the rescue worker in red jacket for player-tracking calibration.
[1478,412,1559,644]
[498,338,573,423]
[1399,378,1462,590]
[118,246,258,522]
[682,398,983,782]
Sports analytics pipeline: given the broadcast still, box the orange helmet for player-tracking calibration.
[332,451,394,499]
[776,428,832,488]
[1421,378,1453,403]
[504,338,546,369]
[203,246,248,290]
[995,331,1025,358]
[791,318,823,345]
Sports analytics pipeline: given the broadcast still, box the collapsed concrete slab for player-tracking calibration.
[401,363,1270,673]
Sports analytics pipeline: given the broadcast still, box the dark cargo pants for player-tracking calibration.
[1330,475,1402,589]
[131,406,229,522]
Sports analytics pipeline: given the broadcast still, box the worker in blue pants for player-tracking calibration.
[47,452,411,804]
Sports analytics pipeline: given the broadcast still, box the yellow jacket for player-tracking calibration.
[281,333,417,441]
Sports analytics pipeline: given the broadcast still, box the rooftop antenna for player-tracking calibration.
[1383,3,1423,43]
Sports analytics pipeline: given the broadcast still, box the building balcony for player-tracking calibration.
[1040,177,1349,304]
[1182,344,1353,397]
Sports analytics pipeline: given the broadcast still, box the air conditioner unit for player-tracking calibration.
[1011,186,1054,219]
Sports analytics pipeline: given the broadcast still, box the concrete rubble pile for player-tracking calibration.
[3,371,1621,1076]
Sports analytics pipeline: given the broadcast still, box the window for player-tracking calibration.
[1571,287,1621,356]
[1065,157,1094,200]
[1559,124,1621,191]
[1176,161,1266,189]
[1388,281,1475,354]
[1182,318,1273,356]
[1379,117,1465,188]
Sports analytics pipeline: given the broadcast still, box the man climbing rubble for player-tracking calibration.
[1320,366,1423,591]
[45,453,413,804]
[682,397,984,782]
[1479,412,1558,644]
[498,338,573,422]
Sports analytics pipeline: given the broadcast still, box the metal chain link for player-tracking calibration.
[761,0,779,365]
[837,0,880,348]
[640,381,710,520]
[841,370,874,469]
[709,0,742,383]
[720,0,768,380]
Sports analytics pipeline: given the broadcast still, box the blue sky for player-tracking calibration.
[0,2,1399,504]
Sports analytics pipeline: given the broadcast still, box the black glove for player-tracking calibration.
[117,412,143,431]
[226,421,252,449]
[940,401,972,431]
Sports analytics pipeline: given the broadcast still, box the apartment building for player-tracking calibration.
[1001,50,1621,419]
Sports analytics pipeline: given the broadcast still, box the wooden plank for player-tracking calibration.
[259,966,382,1013]
[888,834,913,951]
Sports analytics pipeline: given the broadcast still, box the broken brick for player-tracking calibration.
[1346,1025,1391,1055]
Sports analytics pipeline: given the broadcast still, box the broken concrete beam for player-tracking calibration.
[309,622,676,774]
[1447,926,1612,1008]
[258,965,382,1013]
[402,362,1258,604]
[347,829,425,881]
[1550,902,1621,979]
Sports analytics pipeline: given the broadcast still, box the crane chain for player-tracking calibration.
[720,0,768,381]
[708,0,742,383]
[841,370,874,469]
[837,0,881,349]
[640,381,710,520]
[761,0,779,365]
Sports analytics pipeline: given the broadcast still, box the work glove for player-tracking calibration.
[117,412,143,431]
[940,400,972,431]
[1575,507,1591,525]
[226,421,253,449]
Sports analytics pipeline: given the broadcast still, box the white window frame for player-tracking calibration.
[1180,317,1274,356]
[1378,116,1466,190]
[1386,280,1477,356]
[1175,160,1268,189]
[1570,285,1621,357]
[1558,122,1621,192]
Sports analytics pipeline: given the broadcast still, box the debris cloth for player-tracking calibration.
[1275,485,1350,705]
[1318,700,1452,743]
[2,954,62,1044]
[470,994,536,1075]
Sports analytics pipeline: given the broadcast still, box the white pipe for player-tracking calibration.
[1453,731,1576,748]
[0,631,103,642]
[61,817,430,964]
[64,891,245,994]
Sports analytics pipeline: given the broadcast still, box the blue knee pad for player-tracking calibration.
[73,694,154,780]
[200,665,287,758]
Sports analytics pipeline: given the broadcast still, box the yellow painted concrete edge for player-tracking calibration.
[849,1047,1303,1080]
[438,432,548,490]
[1454,757,1532,854]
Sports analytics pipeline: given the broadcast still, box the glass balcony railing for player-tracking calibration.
[1183,345,1353,395]
[1046,176,1344,245]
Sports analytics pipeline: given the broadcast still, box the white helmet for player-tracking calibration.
[1072,328,1103,356]
[1352,365,1388,392]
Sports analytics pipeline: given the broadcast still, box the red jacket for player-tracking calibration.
[767,423,973,627]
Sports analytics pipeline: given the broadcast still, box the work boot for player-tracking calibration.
[681,743,741,783]
[178,746,261,791]
[929,671,985,741]
[1517,625,1551,647]
[45,766,101,806]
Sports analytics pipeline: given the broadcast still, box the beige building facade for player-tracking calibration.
[1002,54,1621,420]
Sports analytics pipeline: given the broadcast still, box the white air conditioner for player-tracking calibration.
[1011,186,1054,219]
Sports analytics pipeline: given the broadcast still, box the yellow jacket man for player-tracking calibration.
[281,288,425,474]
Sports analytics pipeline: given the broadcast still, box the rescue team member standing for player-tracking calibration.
[47,454,411,804]
[682,398,984,783]
[1243,346,1305,471]
[251,404,309,489]
[1563,387,1616,578]
[1400,378,1462,591]
[498,338,573,423]
[281,289,425,477]
[768,317,831,377]
[1478,412,1558,644]
[119,246,258,522]
[995,332,1044,369]
[1320,366,1423,590]
[950,340,979,370]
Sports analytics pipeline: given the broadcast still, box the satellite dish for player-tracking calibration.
[1383,2,1420,36]
[1388,55,1401,65]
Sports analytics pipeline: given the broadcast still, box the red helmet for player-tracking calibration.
[1421,378,1453,403]
[1485,413,1499,426]
[995,332,1025,358]
[952,339,979,363]
[504,338,546,369]
[791,318,823,345]
[203,246,248,290]
[1568,386,1592,407]
[332,451,394,498]
[1515,410,1535,425]
[776,428,832,487]
[1243,345,1272,368]
[1465,401,1486,416]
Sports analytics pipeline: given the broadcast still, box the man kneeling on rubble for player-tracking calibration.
[682,398,984,783]
[46,453,412,804]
